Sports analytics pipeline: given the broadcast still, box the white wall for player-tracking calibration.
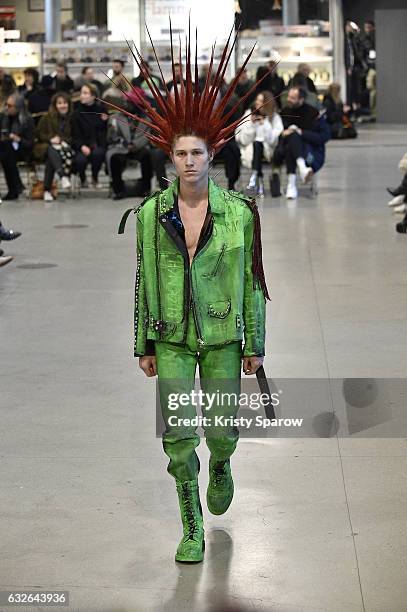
[107,0,141,47]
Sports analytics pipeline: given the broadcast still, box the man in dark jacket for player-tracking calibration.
[106,110,153,199]
[344,21,366,109]
[0,93,34,200]
[27,75,54,124]
[272,86,330,199]
[51,62,74,94]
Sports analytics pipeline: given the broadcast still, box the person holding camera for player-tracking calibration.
[0,93,34,200]
[235,90,283,196]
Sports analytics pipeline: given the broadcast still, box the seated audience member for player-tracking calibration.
[268,61,286,107]
[106,90,153,200]
[0,218,22,265]
[74,67,103,96]
[102,59,127,92]
[386,153,407,210]
[323,83,356,139]
[166,62,188,91]
[235,90,283,196]
[0,74,16,109]
[203,80,241,191]
[235,67,255,113]
[18,68,39,101]
[133,61,164,93]
[33,92,74,202]
[296,63,317,94]
[51,62,74,94]
[253,63,285,109]
[71,83,108,188]
[28,75,55,123]
[150,146,170,190]
[287,72,320,109]
[0,220,21,242]
[0,93,34,200]
[272,86,330,199]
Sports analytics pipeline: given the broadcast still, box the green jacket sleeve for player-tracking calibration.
[242,211,266,357]
[134,215,155,357]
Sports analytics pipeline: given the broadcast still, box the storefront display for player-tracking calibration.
[237,24,332,91]
[42,42,135,79]
[0,42,41,85]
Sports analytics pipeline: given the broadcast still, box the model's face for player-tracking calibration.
[287,88,302,108]
[80,86,94,105]
[56,97,69,115]
[171,135,213,184]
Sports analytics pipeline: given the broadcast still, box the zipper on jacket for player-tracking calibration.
[210,242,226,277]
[191,295,205,346]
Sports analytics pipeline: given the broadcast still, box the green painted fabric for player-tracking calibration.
[134,177,267,358]
[156,307,242,482]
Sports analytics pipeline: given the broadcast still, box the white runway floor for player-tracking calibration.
[1,124,407,611]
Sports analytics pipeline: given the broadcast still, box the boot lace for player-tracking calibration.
[213,463,226,486]
[182,484,199,540]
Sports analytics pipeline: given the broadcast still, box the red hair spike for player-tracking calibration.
[102,18,276,156]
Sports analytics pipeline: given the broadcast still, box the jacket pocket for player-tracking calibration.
[207,299,231,319]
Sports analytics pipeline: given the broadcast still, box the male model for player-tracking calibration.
[117,21,270,563]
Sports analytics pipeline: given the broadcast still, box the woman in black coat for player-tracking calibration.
[71,83,108,188]
[323,83,356,139]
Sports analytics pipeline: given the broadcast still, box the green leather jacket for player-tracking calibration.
[119,177,269,358]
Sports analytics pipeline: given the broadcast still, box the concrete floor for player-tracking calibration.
[1,125,407,612]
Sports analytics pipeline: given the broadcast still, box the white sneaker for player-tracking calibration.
[286,182,298,199]
[387,194,405,207]
[44,190,54,202]
[247,173,257,190]
[60,176,71,190]
[393,203,407,214]
[299,166,313,184]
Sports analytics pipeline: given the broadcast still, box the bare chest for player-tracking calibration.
[178,199,208,262]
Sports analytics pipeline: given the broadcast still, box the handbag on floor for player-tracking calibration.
[30,179,58,200]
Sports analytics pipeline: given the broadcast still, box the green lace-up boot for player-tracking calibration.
[175,479,205,563]
[207,458,234,515]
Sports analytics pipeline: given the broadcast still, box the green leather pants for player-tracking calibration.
[156,307,243,482]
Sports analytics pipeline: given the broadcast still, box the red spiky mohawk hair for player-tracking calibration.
[102,16,276,156]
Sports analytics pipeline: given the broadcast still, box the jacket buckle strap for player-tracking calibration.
[118,208,135,234]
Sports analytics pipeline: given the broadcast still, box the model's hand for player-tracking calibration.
[139,356,157,377]
[242,356,264,375]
